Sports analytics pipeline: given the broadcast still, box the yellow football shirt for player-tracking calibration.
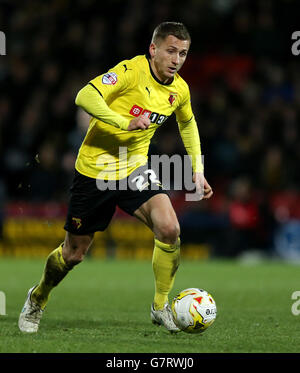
[75,54,198,180]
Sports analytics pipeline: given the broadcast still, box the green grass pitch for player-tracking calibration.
[0,257,300,353]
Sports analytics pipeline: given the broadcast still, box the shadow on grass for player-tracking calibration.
[44,317,146,332]
[4,314,179,339]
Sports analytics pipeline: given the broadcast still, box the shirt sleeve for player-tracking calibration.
[175,87,204,173]
[75,59,137,130]
[174,85,194,124]
[75,84,130,130]
[88,60,137,103]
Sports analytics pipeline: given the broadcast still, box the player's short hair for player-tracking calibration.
[152,22,191,45]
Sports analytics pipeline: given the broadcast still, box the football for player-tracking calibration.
[171,288,217,333]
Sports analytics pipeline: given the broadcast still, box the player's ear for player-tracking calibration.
[149,43,156,58]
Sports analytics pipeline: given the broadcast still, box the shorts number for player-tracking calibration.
[132,169,161,191]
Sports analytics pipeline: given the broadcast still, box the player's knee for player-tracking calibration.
[63,233,93,267]
[64,250,85,267]
[63,245,86,267]
[156,221,180,244]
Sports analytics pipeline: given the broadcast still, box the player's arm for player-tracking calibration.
[177,116,203,173]
[75,61,150,131]
[75,84,150,131]
[178,117,213,199]
[75,84,130,130]
[175,95,213,199]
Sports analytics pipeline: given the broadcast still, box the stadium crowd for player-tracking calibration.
[1,0,300,257]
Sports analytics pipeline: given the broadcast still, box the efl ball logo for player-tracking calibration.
[102,72,118,85]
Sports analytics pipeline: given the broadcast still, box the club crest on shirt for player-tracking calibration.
[102,72,118,85]
[168,92,177,105]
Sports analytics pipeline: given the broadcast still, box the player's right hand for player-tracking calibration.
[127,115,151,131]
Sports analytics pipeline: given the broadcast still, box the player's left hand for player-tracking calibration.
[192,172,213,200]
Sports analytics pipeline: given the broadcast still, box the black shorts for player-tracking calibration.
[64,165,168,235]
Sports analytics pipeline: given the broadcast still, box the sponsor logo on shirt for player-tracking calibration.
[129,105,169,125]
[102,72,118,85]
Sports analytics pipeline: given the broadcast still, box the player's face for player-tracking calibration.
[149,35,190,84]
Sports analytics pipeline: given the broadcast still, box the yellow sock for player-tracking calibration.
[31,243,71,309]
[152,237,180,310]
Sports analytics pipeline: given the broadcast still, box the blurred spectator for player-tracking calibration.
[226,177,274,256]
[260,146,287,191]
[68,107,90,153]
[26,142,60,202]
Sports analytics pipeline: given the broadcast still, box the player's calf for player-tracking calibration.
[63,232,94,267]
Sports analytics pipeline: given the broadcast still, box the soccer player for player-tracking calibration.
[19,22,213,333]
